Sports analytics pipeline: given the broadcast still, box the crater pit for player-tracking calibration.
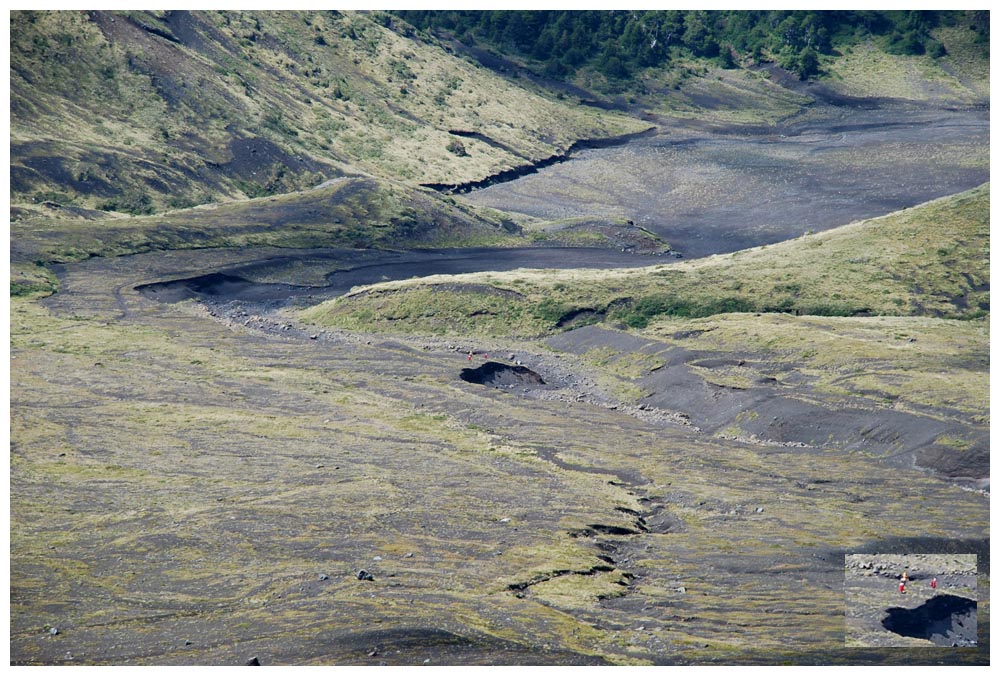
[460,361,548,391]
[882,594,978,647]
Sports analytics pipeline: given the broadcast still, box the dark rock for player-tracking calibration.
[246,656,261,666]
[318,574,329,580]
[357,569,375,581]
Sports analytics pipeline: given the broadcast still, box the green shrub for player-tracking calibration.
[533,298,574,323]
[446,139,468,157]
[99,189,154,215]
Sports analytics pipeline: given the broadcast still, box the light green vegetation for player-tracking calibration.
[644,312,989,421]
[8,8,990,666]
[11,268,989,664]
[646,63,814,126]
[302,183,989,337]
[9,287,627,663]
[827,30,988,103]
[11,178,520,266]
[523,216,670,252]
[10,10,647,215]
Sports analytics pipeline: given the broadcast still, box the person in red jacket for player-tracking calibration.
[931,577,938,590]
[899,580,906,593]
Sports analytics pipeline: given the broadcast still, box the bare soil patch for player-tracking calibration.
[462,104,988,259]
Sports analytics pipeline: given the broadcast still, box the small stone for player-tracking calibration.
[755,507,764,513]
[676,586,686,594]
[318,574,329,581]
[185,640,192,645]
[373,555,382,561]
[357,570,375,581]
[246,656,261,666]
[404,552,414,558]
[368,650,378,657]
[48,627,59,635]
[310,334,318,340]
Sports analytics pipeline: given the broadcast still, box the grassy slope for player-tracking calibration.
[301,183,990,337]
[9,177,520,274]
[647,313,988,425]
[10,9,647,214]
[10,8,656,287]
[824,27,989,102]
[556,21,989,128]
[11,10,988,276]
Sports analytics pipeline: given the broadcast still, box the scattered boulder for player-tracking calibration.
[357,569,375,581]
[246,656,261,666]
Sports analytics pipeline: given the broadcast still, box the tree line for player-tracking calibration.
[391,10,988,81]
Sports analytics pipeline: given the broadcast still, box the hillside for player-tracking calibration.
[12,10,989,224]
[398,10,989,109]
[301,183,990,337]
[10,9,989,270]
[10,10,647,216]
[9,9,990,668]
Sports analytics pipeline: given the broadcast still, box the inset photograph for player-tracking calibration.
[845,554,977,647]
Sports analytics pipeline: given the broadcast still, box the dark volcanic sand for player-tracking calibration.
[135,247,666,310]
[463,106,988,258]
[17,250,988,666]
[12,96,989,666]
